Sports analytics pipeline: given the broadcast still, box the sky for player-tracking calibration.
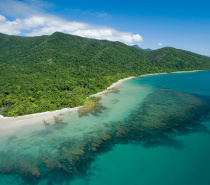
[0,0,209,56]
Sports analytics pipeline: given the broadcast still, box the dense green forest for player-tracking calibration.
[0,32,210,117]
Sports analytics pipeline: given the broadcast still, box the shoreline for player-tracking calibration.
[0,70,205,135]
[0,76,135,136]
[140,70,203,77]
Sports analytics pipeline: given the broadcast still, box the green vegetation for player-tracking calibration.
[78,96,102,115]
[0,32,210,117]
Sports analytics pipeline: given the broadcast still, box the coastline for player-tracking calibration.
[0,70,204,135]
[140,70,202,77]
[0,76,135,136]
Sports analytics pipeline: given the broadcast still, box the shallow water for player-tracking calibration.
[0,71,210,185]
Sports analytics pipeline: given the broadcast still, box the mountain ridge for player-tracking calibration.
[0,32,210,116]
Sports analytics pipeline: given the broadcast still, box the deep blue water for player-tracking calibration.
[0,71,210,185]
[137,71,210,96]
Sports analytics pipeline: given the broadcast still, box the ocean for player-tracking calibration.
[0,71,210,185]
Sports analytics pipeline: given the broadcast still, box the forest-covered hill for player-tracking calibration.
[0,32,210,116]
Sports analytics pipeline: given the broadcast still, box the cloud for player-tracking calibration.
[158,43,163,46]
[0,0,53,18]
[0,0,143,45]
[0,15,22,35]
[0,14,143,45]
[72,28,143,45]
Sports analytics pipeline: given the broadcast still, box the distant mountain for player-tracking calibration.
[132,45,142,49]
[144,48,153,52]
[132,45,152,51]
[0,32,210,116]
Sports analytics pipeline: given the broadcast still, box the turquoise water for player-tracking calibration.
[0,71,210,185]
[138,71,210,96]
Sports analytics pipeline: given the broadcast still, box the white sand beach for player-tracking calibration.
[0,76,135,135]
[0,70,203,136]
[0,107,80,136]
